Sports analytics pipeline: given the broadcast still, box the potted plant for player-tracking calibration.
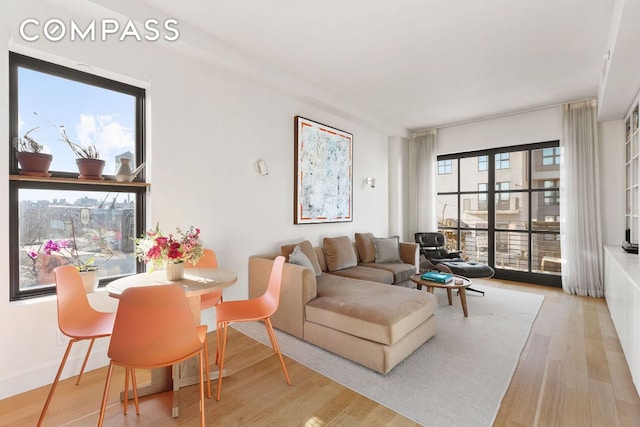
[27,222,113,293]
[16,127,53,177]
[58,126,105,180]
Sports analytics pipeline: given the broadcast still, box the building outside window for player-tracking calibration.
[478,183,488,210]
[496,181,510,204]
[542,147,560,165]
[478,155,488,171]
[544,180,560,206]
[438,159,452,175]
[9,53,146,300]
[495,152,510,169]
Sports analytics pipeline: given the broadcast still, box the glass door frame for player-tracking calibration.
[437,140,561,287]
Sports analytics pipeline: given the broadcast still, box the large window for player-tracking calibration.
[436,141,561,287]
[9,53,146,300]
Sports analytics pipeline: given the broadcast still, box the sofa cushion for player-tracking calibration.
[288,245,316,272]
[307,273,437,345]
[328,265,394,285]
[360,262,416,285]
[354,232,376,263]
[323,236,358,272]
[281,240,322,276]
[373,236,402,263]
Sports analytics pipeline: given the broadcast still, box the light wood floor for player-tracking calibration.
[2,280,639,426]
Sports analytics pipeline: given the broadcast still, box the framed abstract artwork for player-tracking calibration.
[294,116,353,224]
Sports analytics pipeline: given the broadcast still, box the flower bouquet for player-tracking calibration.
[134,223,204,277]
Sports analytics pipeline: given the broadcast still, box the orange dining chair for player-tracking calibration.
[215,255,291,400]
[97,284,210,427]
[37,265,115,427]
[186,248,223,311]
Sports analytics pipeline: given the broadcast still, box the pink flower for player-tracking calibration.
[146,245,162,260]
[167,242,182,259]
[57,239,71,249]
[28,251,38,260]
[43,240,60,255]
[135,223,204,268]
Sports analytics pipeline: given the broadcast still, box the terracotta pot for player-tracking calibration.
[17,152,53,177]
[76,158,105,180]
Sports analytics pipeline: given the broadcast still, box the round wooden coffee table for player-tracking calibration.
[411,273,472,317]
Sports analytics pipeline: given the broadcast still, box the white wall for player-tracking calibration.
[0,1,390,399]
[437,106,562,154]
[599,120,626,246]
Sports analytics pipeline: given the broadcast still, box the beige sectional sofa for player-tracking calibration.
[248,234,437,374]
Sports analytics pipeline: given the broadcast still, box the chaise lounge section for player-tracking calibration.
[249,235,437,374]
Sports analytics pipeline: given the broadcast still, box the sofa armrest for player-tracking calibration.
[399,242,419,273]
[249,255,317,339]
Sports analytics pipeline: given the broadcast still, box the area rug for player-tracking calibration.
[232,284,544,427]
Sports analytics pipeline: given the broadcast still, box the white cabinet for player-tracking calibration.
[604,246,640,395]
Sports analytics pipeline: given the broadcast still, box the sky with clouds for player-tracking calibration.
[18,67,136,174]
[17,67,137,203]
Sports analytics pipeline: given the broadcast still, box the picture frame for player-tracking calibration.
[294,116,353,224]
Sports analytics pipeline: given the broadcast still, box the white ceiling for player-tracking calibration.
[102,0,633,134]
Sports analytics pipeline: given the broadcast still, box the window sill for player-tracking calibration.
[9,174,150,188]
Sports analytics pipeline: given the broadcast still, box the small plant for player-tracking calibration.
[18,127,44,153]
[58,126,100,159]
[27,221,112,272]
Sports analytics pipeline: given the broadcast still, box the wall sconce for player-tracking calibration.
[364,177,376,188]
[256,159,269,176]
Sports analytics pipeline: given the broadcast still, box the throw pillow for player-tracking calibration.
[323,236,358,272]
[281,240,322,276]
[373,236,402,263]
[354,232,376,263]
[288,245,315,272]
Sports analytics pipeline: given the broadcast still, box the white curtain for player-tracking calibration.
[408,130,438,240]
[560,99,603,297]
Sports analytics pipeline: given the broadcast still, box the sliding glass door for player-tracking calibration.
[436,142,561,287]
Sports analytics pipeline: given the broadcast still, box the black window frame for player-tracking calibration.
[436,140,561,287]
[9,52,147,301]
